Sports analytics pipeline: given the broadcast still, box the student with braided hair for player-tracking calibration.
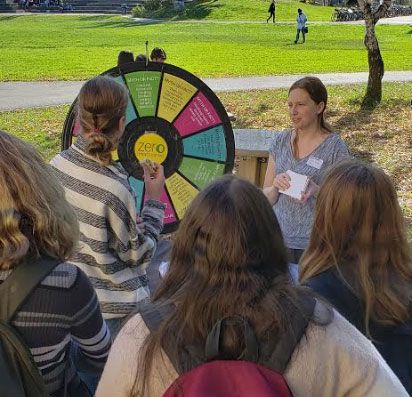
[51,76,166,336]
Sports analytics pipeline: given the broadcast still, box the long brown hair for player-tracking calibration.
[131,175,308,396]
[300,160,412,333]
[0,131,79,270]
[77,75,128,165]
[289,76,332,133]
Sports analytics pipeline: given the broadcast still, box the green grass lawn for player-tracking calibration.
[0,15,410,81]
[0,105,69,159]
[134,0,336,21]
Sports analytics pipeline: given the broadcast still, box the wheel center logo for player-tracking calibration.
[134,132,168,164]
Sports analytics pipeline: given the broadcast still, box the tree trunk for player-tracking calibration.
[357,0,392,109]
[362,17,384,108]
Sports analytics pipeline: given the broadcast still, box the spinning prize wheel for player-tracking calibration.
[62,62,235,233]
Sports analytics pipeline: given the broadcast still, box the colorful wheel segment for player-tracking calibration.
[61,62,235,233]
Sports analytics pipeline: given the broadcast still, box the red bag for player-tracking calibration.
[163,360,292,397]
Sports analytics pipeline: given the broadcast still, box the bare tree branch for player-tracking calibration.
[357,0,366,12]
[358,0,392,24]
[374,0,392,21]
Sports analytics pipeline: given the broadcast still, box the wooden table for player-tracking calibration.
[234,129,275,187]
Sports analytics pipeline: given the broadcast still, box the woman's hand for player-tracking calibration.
[300,179,319,203]
[143,162,165,201]
[273,172,291,191]
[136,215,145,233]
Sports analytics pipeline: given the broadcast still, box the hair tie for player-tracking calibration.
[92,113,101,133]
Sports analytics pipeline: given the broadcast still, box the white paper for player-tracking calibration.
[280,170,309,200]
[159,261,170,278]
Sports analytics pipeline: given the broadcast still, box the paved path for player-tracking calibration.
[2,12,411,25]
[1,71,411,111]
[131,15,412,25]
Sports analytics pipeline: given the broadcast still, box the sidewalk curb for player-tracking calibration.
[1,71,411,111]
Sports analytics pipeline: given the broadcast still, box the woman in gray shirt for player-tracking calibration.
[263,76,350,266]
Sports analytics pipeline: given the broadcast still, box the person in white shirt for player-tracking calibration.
[295,8,308,44]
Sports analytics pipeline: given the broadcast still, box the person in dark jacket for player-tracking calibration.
[300,160,412,394]
[267,0,275,23]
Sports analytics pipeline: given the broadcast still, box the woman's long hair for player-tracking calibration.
[0,131,79,270]
[300,160,412,333]
[131,175,309,396]
[77,75,128,165]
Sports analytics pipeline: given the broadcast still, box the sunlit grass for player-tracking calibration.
[0,15,410,81]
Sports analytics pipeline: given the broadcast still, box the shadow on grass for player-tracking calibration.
[77,18,164,28]
[136,0,222,21]
[334,107,374,131]
[232,118,249,129]
[79,15,116,21]
[379,98,411,108]
[335,107,376,162]
[350,148,374,163]
[0,15,24,21]
[326,109,340,118]
[391,162,412,190]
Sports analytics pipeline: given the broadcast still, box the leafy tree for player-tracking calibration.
[357,0,392,109]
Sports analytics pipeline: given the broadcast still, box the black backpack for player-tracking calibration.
[0,257,60,397]
[140,292,316,390]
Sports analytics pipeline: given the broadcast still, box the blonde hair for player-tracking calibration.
[0,131,79,270]
[77,75,128,165]
[300,160,412,332]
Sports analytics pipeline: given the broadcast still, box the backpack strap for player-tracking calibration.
[139,302,172,333]
[263,292,316,373]
[140,291,317,374]
[0,257,61,322]
[205,316,259,362]
[138,301,185,373]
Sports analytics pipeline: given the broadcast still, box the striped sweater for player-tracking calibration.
[50,137,165,319]
[0,262,111,395]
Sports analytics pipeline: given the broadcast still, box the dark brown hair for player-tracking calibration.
[131,175,311,395]
[150,47,166,61]
[300,160,412,333]
[135,53,147,63]
[289,76,331,133]
[77,75,128,165]
[117,50,134,66]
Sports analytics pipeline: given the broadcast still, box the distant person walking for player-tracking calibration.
[294,8,307,44]
[267,0,276,23]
